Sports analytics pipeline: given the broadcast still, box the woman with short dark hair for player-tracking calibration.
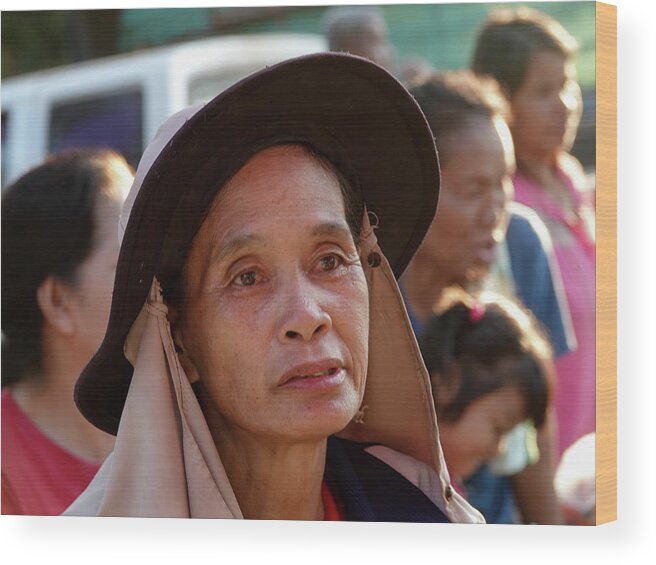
[2,149,132,515]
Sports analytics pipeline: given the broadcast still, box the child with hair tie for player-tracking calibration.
[420,291,554,516]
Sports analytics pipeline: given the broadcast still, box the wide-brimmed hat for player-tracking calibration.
[75,52,441,435]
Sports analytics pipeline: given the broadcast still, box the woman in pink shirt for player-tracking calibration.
[1,150,132,515]
[472,8,595,458]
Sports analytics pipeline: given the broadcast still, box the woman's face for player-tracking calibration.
[67,163,132,364]
[510,50,582,160]
[419,115,514,286]
[438,386,527,480]
[174,145,369,444]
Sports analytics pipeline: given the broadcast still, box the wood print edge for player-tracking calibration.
[595,0,617,525]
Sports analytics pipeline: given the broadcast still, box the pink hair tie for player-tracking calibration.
[469,302,486,323]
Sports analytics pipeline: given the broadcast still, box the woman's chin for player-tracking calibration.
[269,379,363,440]
[286,399,361,442]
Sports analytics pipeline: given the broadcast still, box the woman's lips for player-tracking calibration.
[475,245,496,265]
[278,360,346,390]
[474,240,497,266]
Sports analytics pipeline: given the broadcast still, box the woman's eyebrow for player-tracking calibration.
[211,233,264,265]
[211,222,352,264]
[311,221,352,240]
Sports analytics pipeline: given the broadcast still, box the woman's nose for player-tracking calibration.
[277,277,332,343]
[480,186,508,230]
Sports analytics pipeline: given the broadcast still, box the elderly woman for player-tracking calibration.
[66,54,482,522]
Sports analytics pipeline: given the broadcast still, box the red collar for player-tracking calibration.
[321,481,342,521]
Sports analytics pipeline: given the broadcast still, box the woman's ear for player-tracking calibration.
[36,276,77,336]
[168,307,200,384]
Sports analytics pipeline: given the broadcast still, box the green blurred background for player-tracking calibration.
[2,3,596,170]
[2,3,595,87]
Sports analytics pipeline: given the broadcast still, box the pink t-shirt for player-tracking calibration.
[513,167,596,459]
[1,390,101,515]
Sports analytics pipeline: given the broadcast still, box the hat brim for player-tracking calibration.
[75,53,440,435]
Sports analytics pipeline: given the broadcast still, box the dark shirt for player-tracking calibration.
[324,436,450,523]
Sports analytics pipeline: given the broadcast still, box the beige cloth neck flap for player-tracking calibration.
[66,212,470,520]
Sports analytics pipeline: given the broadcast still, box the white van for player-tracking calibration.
[1,33,325,188]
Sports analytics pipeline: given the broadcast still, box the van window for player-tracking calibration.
[189,66,264,105]
[48,89,143,169]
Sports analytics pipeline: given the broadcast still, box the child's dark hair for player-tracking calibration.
[472,7,577,97]
[1,148,131,386]
[420,290,553,429]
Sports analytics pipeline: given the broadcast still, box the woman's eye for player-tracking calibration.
[233,271,258,287]
[319,254,341,272]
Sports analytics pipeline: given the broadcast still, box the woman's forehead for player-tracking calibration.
[192,145,349,251]
[226,143,340,191]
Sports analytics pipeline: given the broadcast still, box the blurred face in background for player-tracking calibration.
[438,385,526,480]
[418,114,515,287]
[66,160,131,363]
[509,49,582,161]
[352,15,395,71]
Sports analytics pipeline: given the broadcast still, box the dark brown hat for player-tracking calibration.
[75,52,440,435]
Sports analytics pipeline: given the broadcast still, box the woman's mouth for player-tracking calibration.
[475,246,496,265]
[278,361,346,390]
[474,239,497,266]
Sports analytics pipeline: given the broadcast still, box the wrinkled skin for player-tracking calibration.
[173,145,370,447]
